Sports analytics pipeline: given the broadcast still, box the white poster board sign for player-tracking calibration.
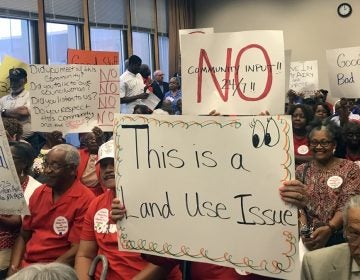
[29,64,120,133]
[326,46,359,98]
[0,118,29,215]
[179,27,214,51]
[115,114,299,279]
[289,60,319,97]
[181,31,285,115]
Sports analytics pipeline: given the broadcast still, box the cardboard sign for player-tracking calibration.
[67,49,119,65]
[326,46,360,98]
[0,55,29,97]
[29,64,120,133]
[0,117,29,215]
[181,31,285,115]
[115,114,299,279]
[289,60,319,97]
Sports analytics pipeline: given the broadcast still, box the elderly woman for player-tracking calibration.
[0,142,41,278]
[297,119,360,251]
[163,77,182,115]
[288,104,314,166]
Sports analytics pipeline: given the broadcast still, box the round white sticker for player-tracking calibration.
[53,216,69,235]
[297,145,309,155]
[94,208,109,225]
[94,208,110,233]
[327,176,343,189]
[235,268,251,275]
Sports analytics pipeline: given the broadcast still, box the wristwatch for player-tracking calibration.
[1,108,6,117]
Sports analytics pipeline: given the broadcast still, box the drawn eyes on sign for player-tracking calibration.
[265,118,280,147]
[250,120,265,148]
[250,118,280,148]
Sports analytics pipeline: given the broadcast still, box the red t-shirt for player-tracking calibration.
[22,181,95,266]
[293,135,311,156]
[143,255,273,279]
[81,189,181,280]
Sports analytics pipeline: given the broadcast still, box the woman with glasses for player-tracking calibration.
[297,119,360,252]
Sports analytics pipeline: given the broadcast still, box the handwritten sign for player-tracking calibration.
[0,117,29,215]
[67,49,119,65]
[115,114,298,279]
[326,46,360,98]
[0,55,29,98]
[181,31,285,115]
[179,27,214,51]
[289,60,318,97]
[29,64,120,133]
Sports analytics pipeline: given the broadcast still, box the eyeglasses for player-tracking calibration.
[346,133,360,139]
[43,161,68,171]
[309,140,333,148]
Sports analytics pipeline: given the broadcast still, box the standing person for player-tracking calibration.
[7,144,95,276]
[0,68,44,154]
[163,77,182,115]
[288,104,314,166]
[151,70,169,109]
[75,140,181,280]
[120,55,149,114]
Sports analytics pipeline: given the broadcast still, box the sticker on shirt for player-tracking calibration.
[297,145,309,155]
[53,216,69,235]
[327,176,343,189]
[94,208,117,234]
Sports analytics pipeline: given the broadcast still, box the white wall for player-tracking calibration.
[194,0,360,101]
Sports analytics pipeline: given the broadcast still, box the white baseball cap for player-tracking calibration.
[96,140,114,164]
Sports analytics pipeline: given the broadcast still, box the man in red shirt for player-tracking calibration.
[8,144,95,276]
[75,140,181,280]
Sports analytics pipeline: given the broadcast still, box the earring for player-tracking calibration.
[21,170,25,177]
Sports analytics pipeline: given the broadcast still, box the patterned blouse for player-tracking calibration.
[296,158,360,228]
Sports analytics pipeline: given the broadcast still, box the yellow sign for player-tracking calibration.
[0,55,29,97]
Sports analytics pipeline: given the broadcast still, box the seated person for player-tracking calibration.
[7,262,78,280]
[8,144,95,276]
[301,195,360,280]
[32,130,65,182]
[75,140,181,279]
[77,127,105,196]
[2,117,23,141]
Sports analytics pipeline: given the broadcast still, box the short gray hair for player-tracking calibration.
[343,195,360,228]
[51,144,80,167]
[7,263,78,280]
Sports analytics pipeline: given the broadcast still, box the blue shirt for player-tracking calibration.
[163,90,182,114]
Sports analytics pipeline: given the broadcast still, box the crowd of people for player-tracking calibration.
[0,54,360,280]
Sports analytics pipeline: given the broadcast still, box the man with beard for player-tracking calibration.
[8,144,95,276]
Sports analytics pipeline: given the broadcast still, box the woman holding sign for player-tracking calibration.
[297,119,360,251]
